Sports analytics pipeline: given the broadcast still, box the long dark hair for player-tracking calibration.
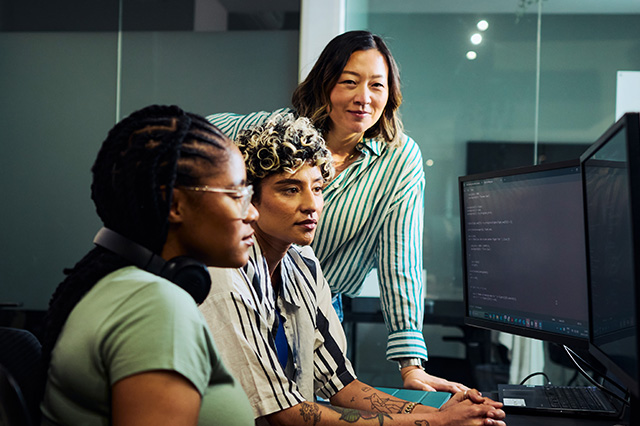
[41,105,232,372]
[292,30,404,146]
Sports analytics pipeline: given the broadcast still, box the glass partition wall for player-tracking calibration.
[345,0,640,387]
[0,0,301,312]
[347,0,640,300]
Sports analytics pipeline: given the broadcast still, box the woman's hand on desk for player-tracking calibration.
[446,389,504,408]
[438,390,506,426]
[402,371,506,425]
[438,401,506,426]
[401,367,469,393]
[433,389,506,426]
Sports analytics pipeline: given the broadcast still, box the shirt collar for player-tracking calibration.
[278,249,302,308]
[251,241,302,308]
[359,137,385,157]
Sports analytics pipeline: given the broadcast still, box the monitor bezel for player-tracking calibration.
[581,111,640,398]
[459,158,590,349]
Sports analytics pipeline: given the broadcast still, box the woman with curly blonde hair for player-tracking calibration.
[238,113,334,195]
[199,112,505,426]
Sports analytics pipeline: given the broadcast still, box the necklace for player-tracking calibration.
[337,142,363,163]
[331,141,363,177]
[333,149,360,177]
[334,149,359,166]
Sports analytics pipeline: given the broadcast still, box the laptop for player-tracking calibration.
[498,384,620,417]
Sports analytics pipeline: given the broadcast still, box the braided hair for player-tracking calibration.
[41,105,232,373]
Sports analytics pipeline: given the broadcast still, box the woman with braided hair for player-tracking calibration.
[40,105,257,425]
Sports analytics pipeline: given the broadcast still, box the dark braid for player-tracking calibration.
[41,105,231,380]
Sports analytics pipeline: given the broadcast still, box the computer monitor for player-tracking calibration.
[459,159,589,349]
[581,112,640,400]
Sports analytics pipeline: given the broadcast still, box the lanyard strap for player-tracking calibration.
[275,309,288,369]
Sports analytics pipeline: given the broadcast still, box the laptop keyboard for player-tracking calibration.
[543,386,606,411]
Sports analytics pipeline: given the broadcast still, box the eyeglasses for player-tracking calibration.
[179,184,254,218]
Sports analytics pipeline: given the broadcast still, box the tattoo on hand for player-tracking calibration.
[364,393,406,414]
[362,386,372,392]
[299,402,322,425]
[414,421,430,426]
[329,406,392,425]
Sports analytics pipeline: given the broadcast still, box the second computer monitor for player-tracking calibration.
[582,112,640,399]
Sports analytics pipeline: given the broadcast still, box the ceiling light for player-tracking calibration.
[466,51,477,60]
[471,33,483,45]
[477,20,489,31]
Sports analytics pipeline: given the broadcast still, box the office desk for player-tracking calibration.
[344,299,632,426]
[482,391,631,426]
[504,414,628,426]
[345,297,466,326]
[343,298,493,373]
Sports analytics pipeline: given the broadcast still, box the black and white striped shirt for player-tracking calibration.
[200,241,356,421]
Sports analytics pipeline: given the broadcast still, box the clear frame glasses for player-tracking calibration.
[180,184,254,218]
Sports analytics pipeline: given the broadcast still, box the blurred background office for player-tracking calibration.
[1,0,640,391]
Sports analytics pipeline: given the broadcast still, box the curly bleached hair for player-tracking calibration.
[236,112,334,197]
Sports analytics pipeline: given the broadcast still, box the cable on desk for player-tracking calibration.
[563,345,630,406]
[519,371,551,385]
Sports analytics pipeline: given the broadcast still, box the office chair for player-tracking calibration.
[0,363,32,426]
[0,327,43,426]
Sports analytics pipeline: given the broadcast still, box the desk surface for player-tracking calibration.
[345,297,465,326]
[504,412,629,426]
[483,392,631,426]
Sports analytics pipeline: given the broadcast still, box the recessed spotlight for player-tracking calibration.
[466,51,477,60]
[471,33,483,45]
[477,20,489,31]
[426,159,434,167]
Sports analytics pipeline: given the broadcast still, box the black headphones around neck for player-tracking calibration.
[93,227,211,304]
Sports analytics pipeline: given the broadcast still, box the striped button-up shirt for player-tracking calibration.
[208,109,428,362]
[200,242,356,422]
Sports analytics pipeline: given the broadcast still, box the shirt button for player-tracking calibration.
[332,182,340,189]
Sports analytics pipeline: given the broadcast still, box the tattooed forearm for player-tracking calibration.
[329,406,393,425]
[364,393,407,413]
[414,421,430,426]
[299,402,322,425]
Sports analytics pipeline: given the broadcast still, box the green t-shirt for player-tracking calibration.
[42,266,253,426]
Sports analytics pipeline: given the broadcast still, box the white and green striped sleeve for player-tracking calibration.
[206,108,291,140]
[378,135,427,361]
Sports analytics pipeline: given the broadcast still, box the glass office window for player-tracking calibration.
[346,0,640,301]
[0,0,301,310]
[342,0,640,387]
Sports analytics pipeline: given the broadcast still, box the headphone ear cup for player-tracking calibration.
[160,257,211,305]
[93,227,211,304]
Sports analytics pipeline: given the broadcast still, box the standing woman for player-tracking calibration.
[40,105,256,426]
[208,30,464,392]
